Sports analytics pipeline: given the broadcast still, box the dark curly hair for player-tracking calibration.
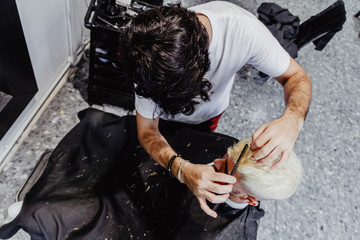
[121,4,212,117]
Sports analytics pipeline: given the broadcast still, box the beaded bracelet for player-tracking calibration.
[177,160,189,183]
[167,154,179,174]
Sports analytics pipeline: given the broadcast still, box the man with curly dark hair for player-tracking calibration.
[123,2,311,218]
[124,3,212,117]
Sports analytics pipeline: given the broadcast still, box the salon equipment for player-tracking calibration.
[213,144,249,212]
[84,0,162,110]
[230,144,249,176]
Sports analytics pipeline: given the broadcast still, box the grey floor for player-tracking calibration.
[1,0,359,239]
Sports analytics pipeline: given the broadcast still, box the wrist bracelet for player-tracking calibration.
[168,154,179,174]
[177,160,189,183]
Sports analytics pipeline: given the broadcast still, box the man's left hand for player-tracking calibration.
[250,114,303,169]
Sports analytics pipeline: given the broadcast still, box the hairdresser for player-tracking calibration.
[123,2,311,218]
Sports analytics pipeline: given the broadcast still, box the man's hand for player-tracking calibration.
[250,113,302,169]
[181,162,236,218]
[250,57,311,168]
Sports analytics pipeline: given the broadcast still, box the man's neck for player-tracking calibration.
[229,194,248,203]
[225,198,249,209]
[197,13,212,44]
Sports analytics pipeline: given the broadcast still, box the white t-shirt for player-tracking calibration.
[135,1,290,124]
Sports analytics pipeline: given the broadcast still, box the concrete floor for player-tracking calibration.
[0,0,359,239]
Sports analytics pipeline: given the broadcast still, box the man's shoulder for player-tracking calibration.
[190,1,240,10]
[189,1,255,19]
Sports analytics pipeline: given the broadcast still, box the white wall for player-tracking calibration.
[67,0,91,57]
[0,0,90,164]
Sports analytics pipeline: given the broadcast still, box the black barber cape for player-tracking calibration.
[0,108,264,240]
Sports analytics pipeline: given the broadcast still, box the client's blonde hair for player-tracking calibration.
[227,138,303,200]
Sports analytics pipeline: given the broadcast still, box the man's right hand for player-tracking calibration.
[180,162,236,218]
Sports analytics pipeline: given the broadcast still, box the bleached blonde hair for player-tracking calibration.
[227,138,303,200]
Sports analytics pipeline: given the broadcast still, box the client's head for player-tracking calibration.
[214,138,303,206]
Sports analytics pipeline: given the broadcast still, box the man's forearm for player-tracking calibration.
[282,69,312,129]
[138,129,184,176]
[136,116,236,218]
[251,58,311,167]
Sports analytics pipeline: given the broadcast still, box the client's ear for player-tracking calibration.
[238,196,258,206]
[247,196,259,206]
[213,158,226,173]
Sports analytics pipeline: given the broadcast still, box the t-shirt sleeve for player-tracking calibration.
[247,20,290,77]
[135,93,160,119]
